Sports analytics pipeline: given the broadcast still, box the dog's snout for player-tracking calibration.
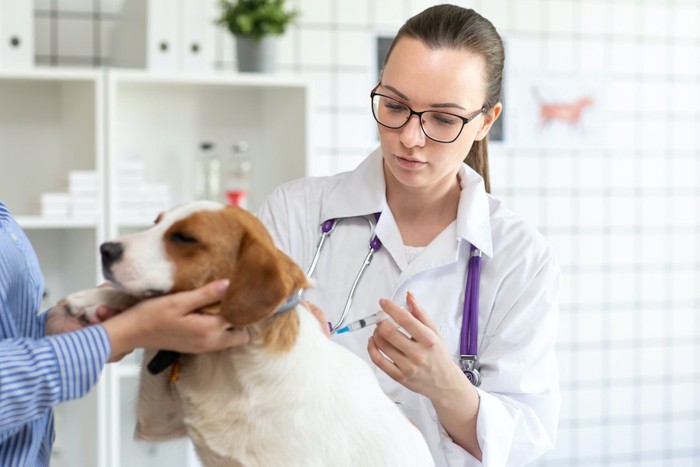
[100,242,124,268]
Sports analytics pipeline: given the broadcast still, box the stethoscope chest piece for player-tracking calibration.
[460,355,482,387]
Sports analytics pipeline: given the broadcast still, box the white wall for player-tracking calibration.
[33,0,700,465]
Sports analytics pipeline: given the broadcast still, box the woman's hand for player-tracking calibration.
[302,300,331,338]
[101,279,250,362]
[45,305,85,335]
[367,291,465,401]
[368,291,482,459]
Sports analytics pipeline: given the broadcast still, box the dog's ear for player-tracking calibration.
[221,232,308,327]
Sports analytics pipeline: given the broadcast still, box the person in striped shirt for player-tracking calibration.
[0,201,249,466]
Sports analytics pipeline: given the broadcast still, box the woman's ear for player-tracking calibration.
[475,102,502,141]
[220,233,308,327]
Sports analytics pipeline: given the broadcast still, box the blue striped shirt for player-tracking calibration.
[0,202,111,466]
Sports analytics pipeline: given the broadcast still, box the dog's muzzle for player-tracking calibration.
[100,241,123,278]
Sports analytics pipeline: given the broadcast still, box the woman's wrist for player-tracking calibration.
[429,364,477,412]
[101,312,139,361]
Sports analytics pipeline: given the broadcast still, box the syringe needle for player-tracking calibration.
[334,311,396,334]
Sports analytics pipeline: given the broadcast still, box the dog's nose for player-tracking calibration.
[100,242,123,268]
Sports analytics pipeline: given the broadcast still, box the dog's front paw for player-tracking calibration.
[61,288,138,323]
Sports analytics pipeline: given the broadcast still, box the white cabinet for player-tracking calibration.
[106,70,309,233]
[0,67,308,467]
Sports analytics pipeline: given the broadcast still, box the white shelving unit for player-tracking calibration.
[0,67,308,467]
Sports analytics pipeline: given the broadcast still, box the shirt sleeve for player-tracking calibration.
[0,325,111,433]
[257,184,293,254]
[467,256,561,467]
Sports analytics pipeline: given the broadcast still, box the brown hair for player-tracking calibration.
[382,4,504,193]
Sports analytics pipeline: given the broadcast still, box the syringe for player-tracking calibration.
[334,310,398,334]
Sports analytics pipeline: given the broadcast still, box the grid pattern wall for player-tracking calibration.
[32,0,700,465]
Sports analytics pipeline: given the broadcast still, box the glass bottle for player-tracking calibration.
[197,142,220,201]
[223,141,251,209]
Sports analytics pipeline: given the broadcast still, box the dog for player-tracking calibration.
[60,201,435,467]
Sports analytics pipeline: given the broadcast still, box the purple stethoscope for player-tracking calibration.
[304,213,484,387]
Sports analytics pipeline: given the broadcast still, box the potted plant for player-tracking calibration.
[216,0,298,73]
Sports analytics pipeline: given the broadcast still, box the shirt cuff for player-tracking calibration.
[46,325,111,402]
[474,388,516,467]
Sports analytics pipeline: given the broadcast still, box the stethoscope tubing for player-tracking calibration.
[305,214,483,386]
[332,244,377,332]
[461,246,482,356]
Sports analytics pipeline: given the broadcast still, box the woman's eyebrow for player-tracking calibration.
[382,84,466,111]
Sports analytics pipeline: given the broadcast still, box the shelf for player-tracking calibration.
[0,66,101,82]
[108,68,307,88]
[4,66,308,467]
[16,216,98,229]
[115,363,141,379]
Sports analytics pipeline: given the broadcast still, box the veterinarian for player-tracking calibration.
[0,201,249,466]
[258,5,559,466]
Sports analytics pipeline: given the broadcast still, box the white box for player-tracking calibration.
[68,170,99,194]
[0,0,34,69]
[41,192,70,217]
[70,195,99,219]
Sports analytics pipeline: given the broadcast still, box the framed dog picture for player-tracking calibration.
[505,72,606,149]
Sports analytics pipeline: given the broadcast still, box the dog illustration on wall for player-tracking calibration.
[532,87,594,129]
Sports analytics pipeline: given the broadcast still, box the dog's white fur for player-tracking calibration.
[63,201,434,467]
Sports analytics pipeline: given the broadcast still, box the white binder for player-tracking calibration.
[111,0,179,71]
[111,0,216,72]
[0,0,34,69]
[180,0,215,72]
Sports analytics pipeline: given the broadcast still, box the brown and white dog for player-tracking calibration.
[61,201,435,467]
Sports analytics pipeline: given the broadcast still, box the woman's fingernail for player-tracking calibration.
[217,279,230,291]
[407,290,414,300]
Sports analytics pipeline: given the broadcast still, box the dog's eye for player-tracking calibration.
[170,232,198,244]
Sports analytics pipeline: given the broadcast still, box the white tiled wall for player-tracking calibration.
[32,0,700,465]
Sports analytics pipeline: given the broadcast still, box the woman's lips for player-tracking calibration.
[394,155,426,169]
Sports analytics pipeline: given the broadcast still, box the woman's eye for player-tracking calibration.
[431,113,458,126]
[384,102,407,112]
[170,232,198,244]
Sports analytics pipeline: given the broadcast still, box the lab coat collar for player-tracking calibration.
[320,146,493,258]
[456,163,493,258]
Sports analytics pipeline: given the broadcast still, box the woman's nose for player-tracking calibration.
[399,115,426,148]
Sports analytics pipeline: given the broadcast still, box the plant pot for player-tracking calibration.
[235,36,277,73]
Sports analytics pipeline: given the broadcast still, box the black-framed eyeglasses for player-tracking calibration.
[370,84,486,144]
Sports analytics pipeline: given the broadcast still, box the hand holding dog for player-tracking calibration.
[101,279,249,362]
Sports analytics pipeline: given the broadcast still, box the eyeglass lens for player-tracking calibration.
[372,94,465,143]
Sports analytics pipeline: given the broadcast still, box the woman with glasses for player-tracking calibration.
[259,4,559,466]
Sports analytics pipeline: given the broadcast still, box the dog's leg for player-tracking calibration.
[134,349,188,441]
[57,287,138,323]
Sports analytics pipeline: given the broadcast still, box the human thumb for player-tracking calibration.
[179,279,230,310]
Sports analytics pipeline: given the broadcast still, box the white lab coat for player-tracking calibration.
[258,147,560,467]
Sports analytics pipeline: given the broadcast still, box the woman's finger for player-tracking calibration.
[302,300,331,337]
[379,298,434,346]
[368,336,403,381]
[372,326,412,369]
[406,291,440,334]
[169,279,230,313]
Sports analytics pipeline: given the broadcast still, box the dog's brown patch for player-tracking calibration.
[261,311,299,354]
